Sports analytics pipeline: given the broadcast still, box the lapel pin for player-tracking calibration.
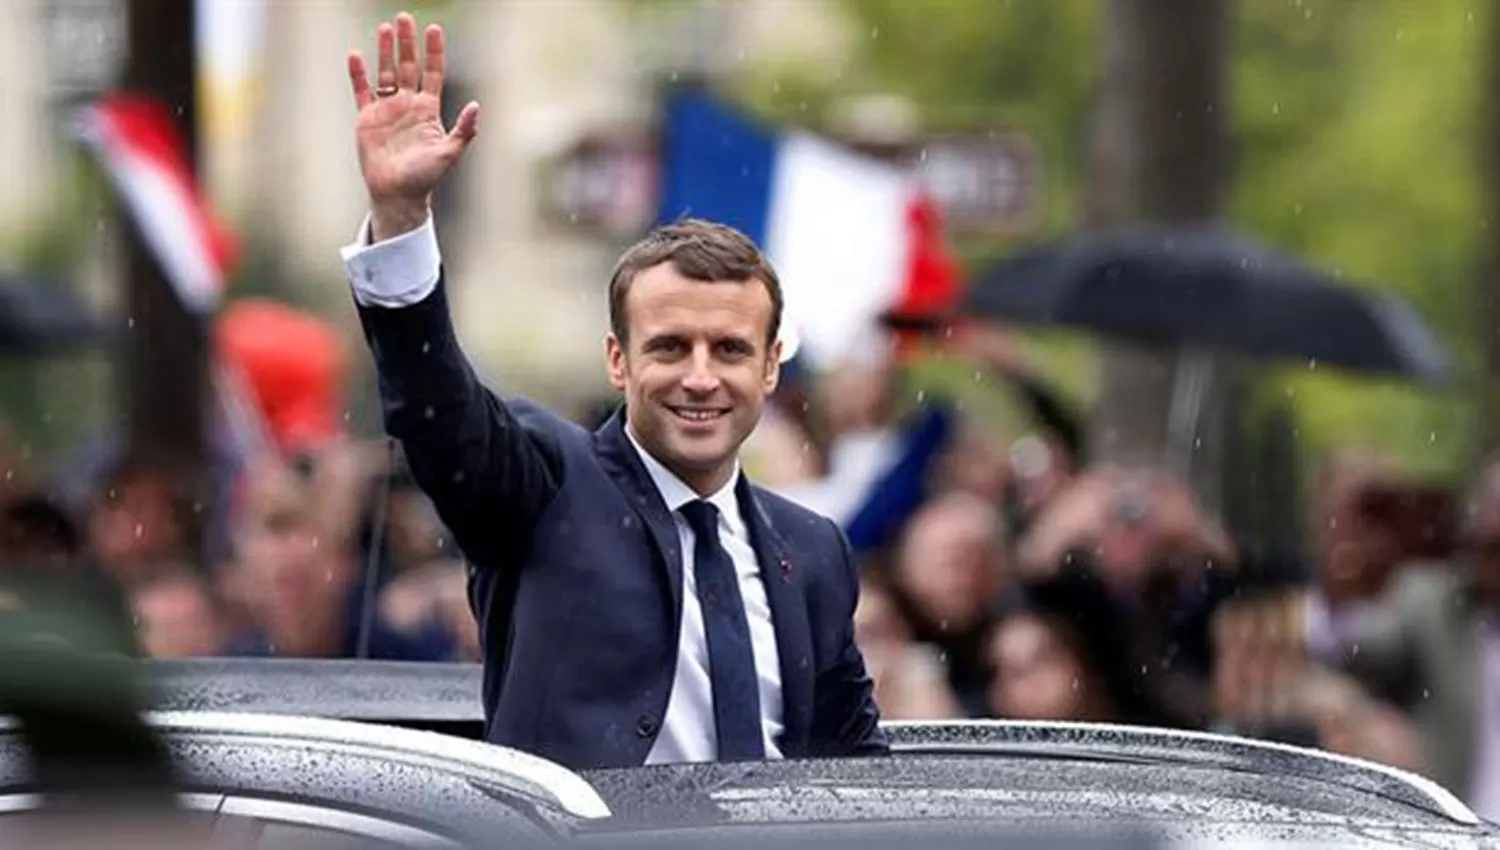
[779,556,793,579]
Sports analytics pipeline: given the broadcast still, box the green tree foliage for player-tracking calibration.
[740,0,1487,480]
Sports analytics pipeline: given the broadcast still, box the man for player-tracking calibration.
[340,11,886,769]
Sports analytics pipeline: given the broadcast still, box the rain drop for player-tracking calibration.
[1422,688,1431,700]
[127,317,135,329]
[1395,28,1404,41]
[134,523,143,539]
[972,371,983,382]
[1193,437,1202,449]
[772,81,781,94]
[797,102,808,113]
[192,502,203,514]
[622,515,635,528]
[870,26,880,38]
[421,341,431,354]
[424,406,435,420]
[919,148,928,163]
[1293,203,1303,216]
[1428,431,1437,444]
[343,410,352,422]
[311,536,320,549]
[915,389,926,403]
[568,213,579,224]
[1271,102,1280,116]
[452,471,465,483]
[669,71,680,83]
[1307,358,1318,371]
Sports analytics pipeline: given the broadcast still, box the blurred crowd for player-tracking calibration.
[1,304,1497,818]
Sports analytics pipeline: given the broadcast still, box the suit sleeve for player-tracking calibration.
[811,517,890,757]
[354,268,562,571]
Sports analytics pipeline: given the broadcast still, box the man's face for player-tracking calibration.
[606,262,780,493]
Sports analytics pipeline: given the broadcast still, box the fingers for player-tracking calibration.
[376,22,397,93]
[347,51,373,110]
[445,101,480,152]
[395,12,421,91]
[421,24,445,99]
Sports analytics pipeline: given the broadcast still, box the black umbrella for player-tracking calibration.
[963,226,1451,385]
[0,274,116,355]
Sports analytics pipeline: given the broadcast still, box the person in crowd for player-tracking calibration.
[220,455,453,660]
[85,459,196,591]
[984,606,1121,723]
[885,490,1009,713]
[130,568,225,658]
[1014,466,1239,728]
[337,10,884,769]
[853,575,962,719]
[1301,456,1500,818]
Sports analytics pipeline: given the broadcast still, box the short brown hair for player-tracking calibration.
[607,218,783,347]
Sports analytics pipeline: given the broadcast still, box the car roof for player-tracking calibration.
[133,659,1491,844]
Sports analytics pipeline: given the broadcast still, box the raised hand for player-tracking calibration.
[347,12,479,241]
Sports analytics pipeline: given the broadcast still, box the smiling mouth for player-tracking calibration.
[668,406,729,424]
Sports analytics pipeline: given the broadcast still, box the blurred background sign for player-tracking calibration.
[913,133,1042,236]
[44,0,127,99]
[544,126,1042,240]
[543,131,658,238]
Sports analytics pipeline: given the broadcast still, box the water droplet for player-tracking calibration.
[421,341,431,354]
[343,410,352,422]
[1293,203,1303,216]
[1307,358,1318,371]
[192,502,203,514]
[669,71,680,83]
[622,515,635,528]
[452,471,465,483]
[1428,431,1437,444]
[772,81,781,94]
[870,26,880,38]
[1193,437,1202,449]
[424,406,435,420]
[1422,688,1431,700]
[1271,102,1280,115]
[915,390,926,403]
[797,101,807,112]
[127,317,135,329]
[972,371,983,382]
[311,536,320,549]
[134,523,144,538]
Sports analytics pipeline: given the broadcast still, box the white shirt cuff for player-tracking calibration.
[340,212,441,308]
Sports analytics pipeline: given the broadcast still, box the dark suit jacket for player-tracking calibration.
[355,276,888,769]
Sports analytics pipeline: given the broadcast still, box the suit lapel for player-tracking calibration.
[736,476,815,752]
[593,408,683,625]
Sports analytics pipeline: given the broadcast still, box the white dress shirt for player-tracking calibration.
[340,213,785,762]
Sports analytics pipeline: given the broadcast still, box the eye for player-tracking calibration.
[717,339,753,359]
[645,336,686,355]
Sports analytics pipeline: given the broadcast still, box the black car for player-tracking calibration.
[106,658,1496,849]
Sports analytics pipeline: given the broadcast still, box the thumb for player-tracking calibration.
[444,101,480,156]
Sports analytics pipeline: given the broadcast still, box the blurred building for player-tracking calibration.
[0,0,853,411]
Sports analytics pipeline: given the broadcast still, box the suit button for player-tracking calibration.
[636,715,659,737]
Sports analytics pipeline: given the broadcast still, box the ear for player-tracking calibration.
[605,333,628,392]
[763,338,782,395]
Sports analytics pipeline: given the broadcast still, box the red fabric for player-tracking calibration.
[94,94,242,286]
[889,194,964,361]
[215,300,348,453]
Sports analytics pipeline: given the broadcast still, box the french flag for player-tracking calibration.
[72,94,240,314]
[656,88,961,367]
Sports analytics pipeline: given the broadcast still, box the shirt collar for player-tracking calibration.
[625,423,743,531]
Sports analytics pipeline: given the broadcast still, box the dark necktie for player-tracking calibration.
[678,499,765,761]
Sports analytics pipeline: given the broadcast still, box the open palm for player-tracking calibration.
[347,12,478,206]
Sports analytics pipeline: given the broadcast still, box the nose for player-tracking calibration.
[681,347,721,394]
